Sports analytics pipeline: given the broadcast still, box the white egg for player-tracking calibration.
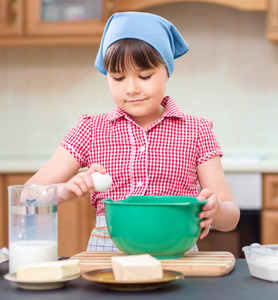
[91,172,112,192]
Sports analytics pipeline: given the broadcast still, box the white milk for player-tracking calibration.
[9,240,58,274]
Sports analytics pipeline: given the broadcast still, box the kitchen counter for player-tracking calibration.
[1,153,278,173]
[1,259,278,300]
[221,153,278,173]
[0,158,49,174]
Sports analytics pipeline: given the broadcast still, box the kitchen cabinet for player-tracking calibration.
[198,210,261,258]
[261,174,278,244]
[261,210,278,244]
[57,194,96,257]
[199,173,261,258]
[267,0,278,42]
[263,174,278,209]
[197,230,240,258]
[0,0,23,37]
[117,0,267,12]
[1,0,277,46]
[0,0,116,46]
[119,0,278,42]
[0,173,96,257]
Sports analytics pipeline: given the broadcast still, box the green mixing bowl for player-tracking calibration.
[102,196,206,259]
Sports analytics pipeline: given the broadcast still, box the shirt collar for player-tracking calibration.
[107,96,185,122]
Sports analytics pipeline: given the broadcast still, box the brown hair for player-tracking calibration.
[104,38,168,75]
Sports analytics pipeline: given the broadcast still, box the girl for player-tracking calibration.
[26,12,240,251]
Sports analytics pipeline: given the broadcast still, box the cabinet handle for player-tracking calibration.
[11,0,18,23]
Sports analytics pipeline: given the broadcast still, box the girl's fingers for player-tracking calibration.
[197,188,213,200]
[88,163,106,174]
[199,216,212,228]
[63,164,108,201]
[199,206,214,219]
[69,174,92,198]
[71,185,86,199]
[199,214,212,240]
[199,226,210,239]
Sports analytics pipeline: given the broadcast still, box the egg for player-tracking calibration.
[91,172,112,192]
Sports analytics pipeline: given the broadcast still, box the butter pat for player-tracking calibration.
[17,259,80,281]
[111,254,163,282]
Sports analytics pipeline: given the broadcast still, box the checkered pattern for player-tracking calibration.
[86,216,121,251]
[60,96,223,217]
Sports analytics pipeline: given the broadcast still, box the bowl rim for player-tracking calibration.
[102,196,207,206]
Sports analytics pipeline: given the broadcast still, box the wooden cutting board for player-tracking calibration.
[70,251,236,277]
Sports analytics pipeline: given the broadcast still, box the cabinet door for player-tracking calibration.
[263,174,278,209]
[261,210,278,244]
[266,0,278,41]
[197,230,240,258]
[0,0,23,36]
[117,0,267,12]
[25,0,115,38]
[57,197,96,257]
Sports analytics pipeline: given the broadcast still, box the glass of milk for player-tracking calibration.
[8,184,58,274]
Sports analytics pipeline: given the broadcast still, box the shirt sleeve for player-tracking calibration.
[60,115,92,168]
[196,118,223,165]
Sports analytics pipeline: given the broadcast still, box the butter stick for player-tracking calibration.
[111,254,163,282]
[17,259,80,281]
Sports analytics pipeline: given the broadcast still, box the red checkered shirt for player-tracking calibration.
[60,96,223,216]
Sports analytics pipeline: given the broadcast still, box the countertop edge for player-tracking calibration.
[1,158,278,173]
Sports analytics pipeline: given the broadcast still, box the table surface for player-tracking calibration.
[1,259,278,300]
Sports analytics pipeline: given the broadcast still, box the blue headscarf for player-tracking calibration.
[95,12,189,77]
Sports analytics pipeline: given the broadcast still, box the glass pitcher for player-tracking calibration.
[8,184,58,274]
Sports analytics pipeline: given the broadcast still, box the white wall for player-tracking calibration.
[1,2,278,160]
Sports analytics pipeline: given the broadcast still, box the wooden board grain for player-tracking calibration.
[70,251,236,277]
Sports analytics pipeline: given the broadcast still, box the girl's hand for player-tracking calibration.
[58,163,106,203]
[197,189,221,240]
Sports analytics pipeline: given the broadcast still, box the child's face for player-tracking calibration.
[107,65,168,127]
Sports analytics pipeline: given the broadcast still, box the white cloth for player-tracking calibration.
[87,216,120,251]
